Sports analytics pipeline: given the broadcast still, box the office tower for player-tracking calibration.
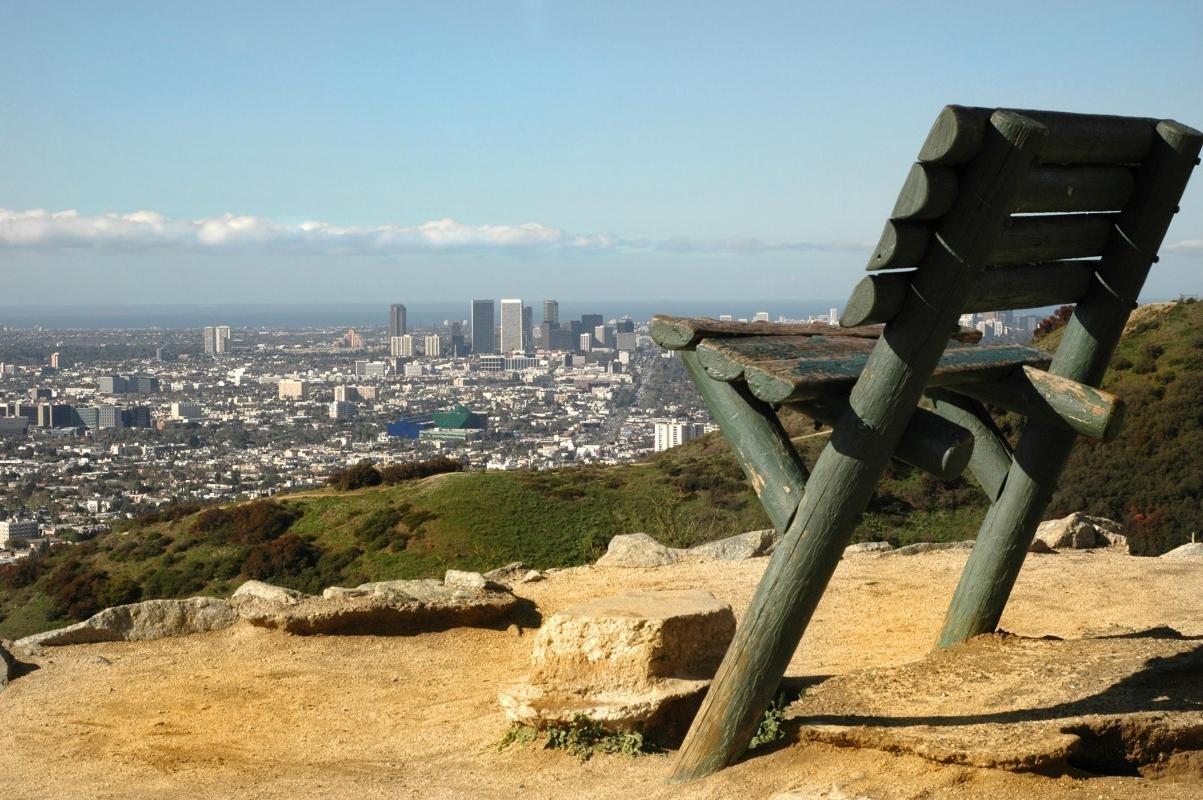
[391,335,414,357]
[170,402,202,419]
[389,304,408,337]
[49,352,61,369]
[126,375,159,393]
[617,318,635,334]
[122,406,152,428]
[543,299,559,325]
[97,375,128,394]
[579,333,592,352]
[616,331,637,351]
[355,361,387,378]
[203,326,217,354]
[329,401,357,420]
[500,299,524,353]
[471,300,495,354]
[424,335,441,357]
[522,305,533,353]
[278,379,308,400]
[754,311,770,322]
[215,325,231,353]
[580,313,603,331]
[29,388,52,401]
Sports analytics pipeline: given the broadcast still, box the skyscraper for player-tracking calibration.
[215,325,230,354]
[471,300,495,355]
[543,299,559,325]
[424,335,441,357]
[522,305,533,353]
[500,299,524,353]
[389,304,407,337]
[203,326,216,354]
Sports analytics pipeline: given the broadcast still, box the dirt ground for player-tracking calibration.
[1,549,1201,800]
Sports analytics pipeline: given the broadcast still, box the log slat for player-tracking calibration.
[1015,165,1135,213]
[650,315,884,350]
[866,220,931,270]
[891,163,958,220]
[989,213,1114,264]
[841,261,1096,327]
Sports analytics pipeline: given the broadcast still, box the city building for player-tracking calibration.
[616,332,637,351]
[424,335,441,358]
[0,520,40,547]
[579,333,592,352]
[203,326,216,354]
[654,421,706,452]
[171,402,202,419]
[97,375,127,394]
[754,311,770,322]
[543,299,559,325]
[215,325,231,353]
[471,299,495,354]
[403,363,428,377]
[329,401,357,420]
[278,379,309,400]
[500,298,524,353]
[355,360,387,379]
[392,335,415,357]
[389,304,407,337]
[49,352,61,369]
[0,417,29,436]
[336,329,365,350]
[522,305,533,352]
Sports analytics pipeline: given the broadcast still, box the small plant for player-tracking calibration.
[748,690,800,751]
[498,716,652,762]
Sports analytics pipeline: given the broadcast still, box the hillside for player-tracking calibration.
[2,300,1200,639]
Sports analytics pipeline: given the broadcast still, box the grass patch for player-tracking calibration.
[499,716,655,762]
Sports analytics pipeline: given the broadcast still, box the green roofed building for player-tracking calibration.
[421,405,487,442]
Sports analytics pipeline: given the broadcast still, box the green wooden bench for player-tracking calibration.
[653,106,1202,782]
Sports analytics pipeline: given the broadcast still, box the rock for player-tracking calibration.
[595,533,682,567]
[231,580,307,606]
[0,640,15,690]
[519,570,544,583]
[596,530,778,568]
[844,541,893,555]
[1160,542,1203,560]
[444,570,504,591]
[1034,512,1126,551]
[499,589,736,740]
[686,529,777,561]
[880,540,975,557]
[238,578,518,635]
[483,562,528,582]
[1027,538,1057,554]
[15,597,237,649]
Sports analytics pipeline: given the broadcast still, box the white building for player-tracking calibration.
[654,421,707,452]
[424,335,441,358]
[215,325,231,353]
[754,311,770,322]
[354,361,387,379]
[403,363,428,378]
[329,401,357,420]
[500,298,524,353]
[279,379,308,400]
[391,335,414,357]
[579,333,592,352]
[170,402,202,420]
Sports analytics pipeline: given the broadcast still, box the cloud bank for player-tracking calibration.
[0,208,864,257]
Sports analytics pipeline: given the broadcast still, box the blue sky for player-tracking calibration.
[2,1,1201,306]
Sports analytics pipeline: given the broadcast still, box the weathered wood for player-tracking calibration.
[866,220,930,270]
[681,352,808,533]
[696,334,870,383]
[950,365,1125,442]
[939,119,1203,649]
[670,110,1047,783]
[737,342,1050,405]
[1015,165,1135,213]
[841,261,1096,327]
[919,105,1160,166]
[926,389,1014,502]
[799,397,973,480]
[649,315,885,351]
[989,213,1114,264]
[892,163,958,220]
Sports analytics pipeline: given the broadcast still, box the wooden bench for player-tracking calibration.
[659,105,1202,782]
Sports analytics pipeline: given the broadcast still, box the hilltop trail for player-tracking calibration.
[1,550,1200,799]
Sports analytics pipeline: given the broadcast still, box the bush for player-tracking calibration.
[190,500,300,545]
[0,555,47,590]
[242,533,320,581]
[379,456,463,484]
[328,461,383,491]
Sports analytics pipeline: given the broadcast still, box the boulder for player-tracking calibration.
[499,589,736,740]
[0,640,15,691]
[519,570,544,583]
[238,577,518,635]
[444,569,505,592]
[880,541,975,557]
[15,597,237,649]
[595,533,682,568]
[843,541,893,555]
[686,529,777,561]
[231,580,307,605]
[596,530,778,568]
[1034,512,1127,551]
[1160,542,1203,560]
[1027,538,1058,554]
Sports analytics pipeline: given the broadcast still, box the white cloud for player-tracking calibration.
[0,207,864,256]
[1165,239,1203,254]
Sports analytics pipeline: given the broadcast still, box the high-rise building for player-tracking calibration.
[203,326,217,355]
[471,300,495,354]
[754,311,770,322]
[424,335,441,358]
[329,401,357,420]
[355,361,387,379]
[654,421,706,452]
[97,375,128,394]
[215,325,231,353]
[391,335,414,357]
[543,299,559,325]
[500,299,524,353]
[49,352,61,369]
[522,305,533,353]
[278,379,308,400]
[579,333,592,352]
[616,332,637,351]
[389,304,407,337]
[616,318,635,334]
